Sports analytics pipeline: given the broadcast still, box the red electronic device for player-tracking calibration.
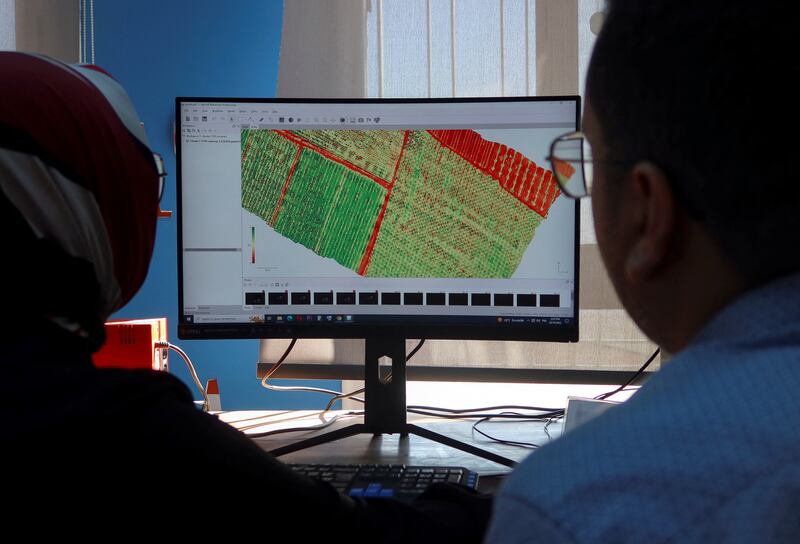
[92,318,168,371]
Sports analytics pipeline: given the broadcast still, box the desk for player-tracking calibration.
[216,410,563,494]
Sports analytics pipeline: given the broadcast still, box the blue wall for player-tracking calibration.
[95,0,341,409]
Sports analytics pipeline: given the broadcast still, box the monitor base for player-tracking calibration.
[267,336,517,468]
[267,422,517,468]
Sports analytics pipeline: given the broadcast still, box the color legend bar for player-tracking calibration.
[251,226,256,264]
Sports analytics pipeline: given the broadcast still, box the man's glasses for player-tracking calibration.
[546,131,594,199]
[547,132,705,221]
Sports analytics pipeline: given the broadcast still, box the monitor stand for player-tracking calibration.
[267,336,517,468]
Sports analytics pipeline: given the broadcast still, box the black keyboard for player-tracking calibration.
[289,463,479,502]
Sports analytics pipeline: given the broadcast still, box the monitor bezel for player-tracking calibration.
[176,96,581,343]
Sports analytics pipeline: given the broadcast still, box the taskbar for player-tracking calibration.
[178,313,577,341]
[182,313,573,326]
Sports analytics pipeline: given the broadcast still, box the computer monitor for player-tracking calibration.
[176,97,580,465]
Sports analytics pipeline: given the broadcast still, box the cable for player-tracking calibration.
[155,341,209,411]
[408,408,564,420]
[229,410,331,430]
[257,338,366,403]
[471,414,543,449]
[240,411,364,438]
[324,388,365,411]
[543,414,563,441]
[262,338,297,380]
[462,348,661,449]
[408,403,563,414]
[595,347,660,400]
[263,382,356,397]
[406,338,426,361]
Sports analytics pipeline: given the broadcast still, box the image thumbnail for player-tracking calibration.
[241,128,572,278]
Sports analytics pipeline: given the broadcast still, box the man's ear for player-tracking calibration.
[624,161,680,282]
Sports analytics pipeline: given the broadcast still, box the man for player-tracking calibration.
[1,52,488,540]
[487,1,800,542]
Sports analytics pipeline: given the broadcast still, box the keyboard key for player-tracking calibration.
[365,484,382,497]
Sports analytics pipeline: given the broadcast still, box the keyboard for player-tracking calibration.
[289,463,479,502]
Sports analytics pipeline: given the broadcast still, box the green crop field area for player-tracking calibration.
[240,128,567,278]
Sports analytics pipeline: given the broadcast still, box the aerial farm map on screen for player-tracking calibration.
[240,128,572,279]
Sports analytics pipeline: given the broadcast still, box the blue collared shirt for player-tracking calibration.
[487,273,800,543]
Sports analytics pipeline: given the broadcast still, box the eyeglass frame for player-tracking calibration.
[545,131,706,221]
[545,131,632,200]
[153,152,168,202]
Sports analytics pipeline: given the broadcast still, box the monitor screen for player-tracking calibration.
[177,97,580,343]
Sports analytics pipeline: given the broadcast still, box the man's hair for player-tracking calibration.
[587,0,800,285]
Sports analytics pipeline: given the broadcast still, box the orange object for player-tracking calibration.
[93,318,168,371]
[206,378,222,411]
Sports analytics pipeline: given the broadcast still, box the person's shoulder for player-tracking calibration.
[489,349,800,542]
[489,400,700,543]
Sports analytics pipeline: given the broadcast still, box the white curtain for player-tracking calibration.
[367,0,535,99]
[0,0,15,50]
[9,0,79,62]
[277,0,367,98]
